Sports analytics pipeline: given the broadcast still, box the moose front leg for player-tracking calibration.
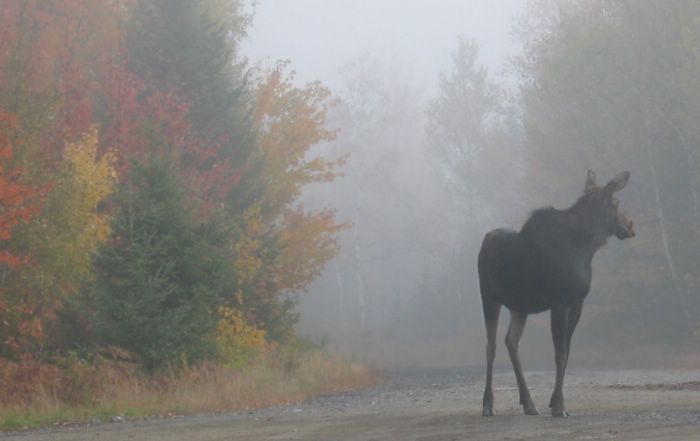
[505,310,538,415]
[564,300,583,372]
[549,306,570,417]
[481,299,501,416]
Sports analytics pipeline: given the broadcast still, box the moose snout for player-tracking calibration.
[616,214,635,239]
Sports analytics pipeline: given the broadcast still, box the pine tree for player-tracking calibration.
[91,155,232,371]
[126,0,255,173]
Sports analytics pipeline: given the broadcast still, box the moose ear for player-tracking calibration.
[584,170,597,194]
[605,171,630,193]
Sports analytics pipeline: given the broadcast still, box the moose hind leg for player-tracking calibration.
[505,310,539,415]
[550,306,570,417]
[564,300,583,372]
[482,299,501,416]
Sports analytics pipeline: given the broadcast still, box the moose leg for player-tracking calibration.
[549,306,570,417]
[482,299,501,416]
[505,310,538,415]
[564,300,583,372]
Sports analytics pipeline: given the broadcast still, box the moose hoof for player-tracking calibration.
[551,408,570,418]
[482,407,494,417]
[523,405,539,416]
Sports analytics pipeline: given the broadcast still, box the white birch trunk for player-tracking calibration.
[644,127,694,333]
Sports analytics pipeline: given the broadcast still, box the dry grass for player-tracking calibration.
[0,349,379,430]
[102,350,377,414]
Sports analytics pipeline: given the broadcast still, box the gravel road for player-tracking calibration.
[4,367,700,440]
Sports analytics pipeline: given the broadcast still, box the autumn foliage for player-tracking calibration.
[0,0,344,384]
[0,110,39,268]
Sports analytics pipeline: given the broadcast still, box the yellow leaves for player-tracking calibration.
[223,62,350,322]
[233,203,266,286]
[63,126,117,243]
[215,305,267,369]
[276,206,348,292]
[14,125,117,298]
[254,62,342,214]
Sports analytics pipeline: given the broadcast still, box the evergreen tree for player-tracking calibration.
[126,0,256,177]
[426,37,522,218]
[91,155,232,371]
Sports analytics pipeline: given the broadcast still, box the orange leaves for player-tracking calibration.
[254,62,343,213]
[222,62,349,339]
[251,64,348,291]
[245,62,347,295]
[0,109,40,268]
[0,0,132,172]
[275,206,347,292]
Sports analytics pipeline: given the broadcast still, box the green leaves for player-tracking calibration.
[92,156,231,371]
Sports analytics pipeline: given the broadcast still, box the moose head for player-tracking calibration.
[582,170,635,240]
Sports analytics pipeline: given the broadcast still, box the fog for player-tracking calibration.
[241,0,524,89]
[242,0,700,368]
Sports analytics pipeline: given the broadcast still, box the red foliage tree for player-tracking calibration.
[0,109,40,268]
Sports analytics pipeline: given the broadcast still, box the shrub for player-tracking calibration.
[215,306,267,369]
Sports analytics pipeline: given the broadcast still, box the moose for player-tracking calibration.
[478,170,635,417]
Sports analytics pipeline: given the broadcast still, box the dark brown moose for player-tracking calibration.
[478,170,634,417]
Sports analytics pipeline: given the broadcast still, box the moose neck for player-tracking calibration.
[561,198,609,256]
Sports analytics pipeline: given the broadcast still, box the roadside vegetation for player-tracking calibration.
[0,0,367,429]
[0,342,376,430]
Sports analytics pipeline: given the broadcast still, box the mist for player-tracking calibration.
[241,0,524,89]
[242,0,700,369]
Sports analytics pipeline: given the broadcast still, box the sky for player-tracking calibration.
[240,0,528,91]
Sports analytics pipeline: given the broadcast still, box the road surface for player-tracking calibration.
[4,367,700,440]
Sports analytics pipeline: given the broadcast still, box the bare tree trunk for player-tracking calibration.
[644,124,694,334]
[658,108,700,222]
[676,131,700,222]
[334,263,348,332]
[354,241,367,331]
[627,0,695,335]
[351,201,368,332]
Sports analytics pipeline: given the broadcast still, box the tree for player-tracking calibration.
[127,0,250,140]
[294,56,466,362]
[515,0,700,343]
[91,156,232,370]
[0,0,349,367]
[14,127,116,295]
[125,0,256,211]
[0,109,44,358]
[0,0,129,169]
[426,37,523,225]
[3,127,117,356]
[228,64,346,341]
[0,0,128,358]
[0,110,39,269]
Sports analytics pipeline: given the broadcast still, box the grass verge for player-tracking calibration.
[0,349,378,430]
